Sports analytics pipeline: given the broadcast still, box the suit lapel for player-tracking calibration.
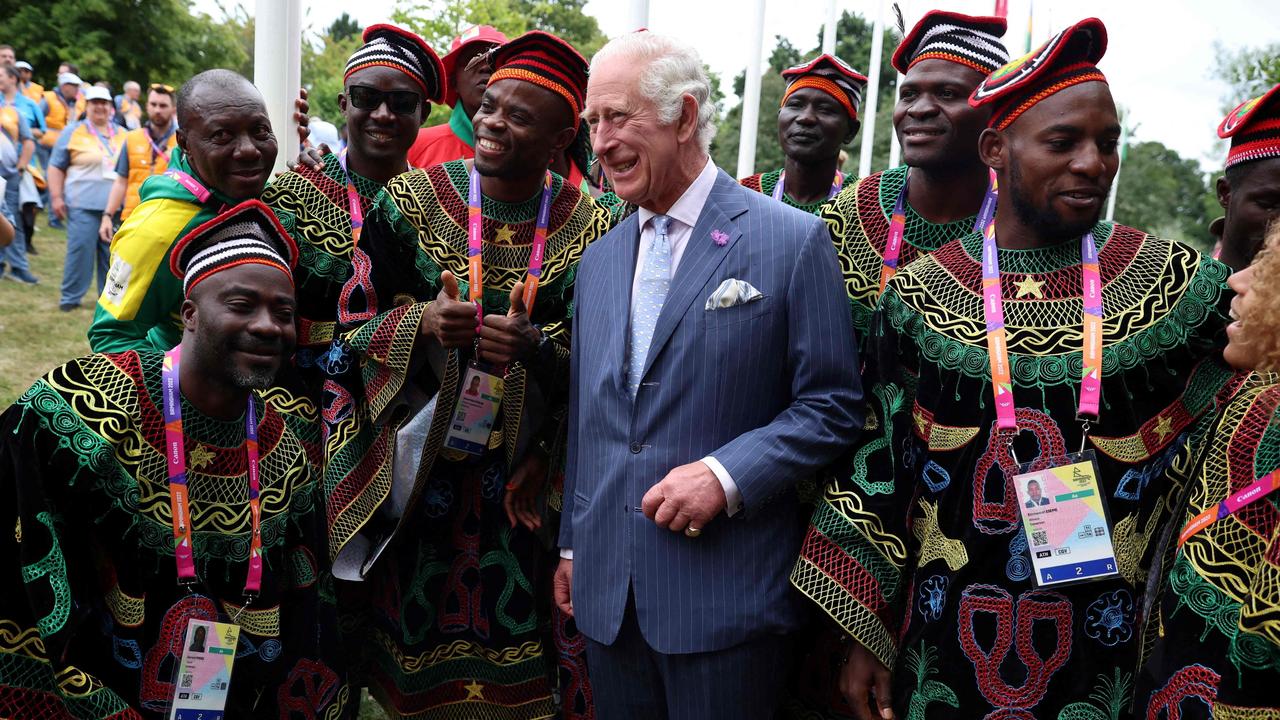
[641,171,747,379]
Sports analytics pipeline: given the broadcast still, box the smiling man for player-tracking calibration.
[797,19,1236,719]
[336,30,610,719]
[740,54,865,214]
[408,24,508,168]
[88,69,278,353]
[0,200,350,717]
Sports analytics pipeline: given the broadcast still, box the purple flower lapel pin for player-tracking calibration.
[711,229,729,246]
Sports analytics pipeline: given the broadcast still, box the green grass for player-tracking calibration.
[0,216,392,719]
[0,215,94,405]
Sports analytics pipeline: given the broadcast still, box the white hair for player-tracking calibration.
[124,80,141,91]
[591,32,717,153]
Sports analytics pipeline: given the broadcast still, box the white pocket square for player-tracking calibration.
[705,279,763,310]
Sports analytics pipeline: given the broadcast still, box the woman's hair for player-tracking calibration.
[1240,220,1280,372]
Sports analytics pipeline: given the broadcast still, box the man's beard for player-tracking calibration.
[194,326,283,391]
[1008,157,1103,243]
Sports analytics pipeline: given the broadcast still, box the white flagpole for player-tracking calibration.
[626,0,650,32]
[887,73,902,169]
[823,0,839,54]
[736,0,768,179]
[858,0,885,178]
[1105,121,1131,222]
[254,0,301,174]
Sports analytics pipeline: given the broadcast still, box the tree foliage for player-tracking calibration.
[327,12,362,43]
[1213,42,1280,108]
[712,10,897,177]
[1113,140,1217,251]
[0,0,247,89]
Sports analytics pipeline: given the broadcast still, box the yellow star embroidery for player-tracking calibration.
[188,444,216,470]
[463,680,485,700]
[494,225,516,244]
[1153,416,1173,442]
[1014,276,1045,299]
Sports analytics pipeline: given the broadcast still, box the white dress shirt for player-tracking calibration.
[560,158,741,559]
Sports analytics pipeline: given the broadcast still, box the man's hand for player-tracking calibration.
[287,144,329,173]
[477,282,541,365]
[419,270,478,348]
[641,461,727,534]
[840,641,894,720]
[554,558,573,617]
[294,87,310,146]
[51,196,66,222]
[98,214,114,243]
[504,449,549,531]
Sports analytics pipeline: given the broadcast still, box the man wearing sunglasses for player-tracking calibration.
[98,84,177,243]
[88,69,279,353]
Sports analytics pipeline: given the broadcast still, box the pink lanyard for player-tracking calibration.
[467,167,554,323]
[146,126,172,165]
[772,170,844,203]
[85,121,118,157]
[335,151,377,325]
[982,229,1104,436]
[162,347,263,597]
[163,169,212,204]
[1180,467,1280,546]
[879,168,999,294]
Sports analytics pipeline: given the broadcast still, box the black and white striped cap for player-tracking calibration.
[891,10,1009,76]
[344,24,446,104]
[170,200,298,297]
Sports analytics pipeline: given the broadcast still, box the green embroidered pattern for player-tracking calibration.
[743,168,856,215]
[20,513,71,637]
[1168,553,1280,675]
[1057,669,1132,720]
[904,641,959,720]
[877,165,979,252]
[441,159,568,224]
[852,382,906,495]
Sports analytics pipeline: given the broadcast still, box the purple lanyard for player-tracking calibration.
[772,170,844,203]
[162,347,263,596]
[467,167,554,322]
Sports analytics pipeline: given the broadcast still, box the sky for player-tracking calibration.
[198,0,1280,171]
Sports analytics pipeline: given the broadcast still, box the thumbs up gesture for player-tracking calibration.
[477,281,542,365]
[420,270,480,348]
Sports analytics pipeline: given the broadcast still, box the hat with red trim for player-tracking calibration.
[969,17,1108,131]
[1219,84,1280,170]
[345,24,446,104]
[891,10,1009,75]
[440,25,510,108]
[488,31,589,121]
[780,54,869,121]
[171,200,298,298]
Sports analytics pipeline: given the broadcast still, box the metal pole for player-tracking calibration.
[627,0,650,31]
[886,72,902,169]
[822,0,839,54]
[254,0,301,174]
[1105,121,1130,222]
[736,0,767,178]
[858,0,885,178]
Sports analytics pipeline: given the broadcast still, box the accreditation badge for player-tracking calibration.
[169,619,240,719]
[101,155,118,181]
[443,362,504,455]
[1013,449,1120,588]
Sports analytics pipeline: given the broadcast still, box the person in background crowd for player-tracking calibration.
[40,71,85,228]
[407,24,507,168]
[802,18,1236,719]
[88,69,278,351]
[3,65,47,256]
[0,65,34,283]
[1135,213,1280,717]
[739,54,865,214]
[14,60,43,102]
[1211,83,1280,271]
[57,61,78,77]
[0,45,13,67]
[114,79,142,129]
[49,85,124,310]
[99,82,177,240]
[560,30,862,720]
[0,200,353,718]
[0,174,14,248]
[0,64,36,280]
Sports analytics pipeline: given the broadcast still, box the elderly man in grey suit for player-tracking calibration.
[555,31,864,719]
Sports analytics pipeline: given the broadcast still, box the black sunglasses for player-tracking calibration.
[348,85,423,115]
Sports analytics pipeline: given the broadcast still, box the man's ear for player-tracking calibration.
[675,94,700,145]
[844,118,860,145]
[1217,175,1232,211]
[181,298,198,332]
[176,127,188,154]
[550,125,577,163]
[978,127,1006,171]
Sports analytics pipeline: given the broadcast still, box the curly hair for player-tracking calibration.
[1239,221,1280,372]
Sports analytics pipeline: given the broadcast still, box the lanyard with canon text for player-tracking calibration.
[1179,467,1280,546]
[466,167,554,325]
[879,168,999,294]
[164,169,212,204]
[162,347,263,599]
[773,170,844,204]
[983,229,1103,442]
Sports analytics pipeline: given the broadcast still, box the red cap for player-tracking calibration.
[441,25,510,107]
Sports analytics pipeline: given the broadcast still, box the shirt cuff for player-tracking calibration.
[559,548,573,560]
[701,456,743,517]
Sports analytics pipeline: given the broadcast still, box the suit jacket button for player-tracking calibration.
[629,441,642,454]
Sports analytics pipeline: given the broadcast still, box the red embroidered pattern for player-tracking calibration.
[958,584,1073,712]
[972,408,1066,534]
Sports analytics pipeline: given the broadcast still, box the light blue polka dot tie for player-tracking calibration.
[628,215,672,398]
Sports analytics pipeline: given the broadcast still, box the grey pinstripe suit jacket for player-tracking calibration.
[560,168,864,654]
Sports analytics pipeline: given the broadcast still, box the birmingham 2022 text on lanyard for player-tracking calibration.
[467,166,554,322]
[162,347,263,601]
